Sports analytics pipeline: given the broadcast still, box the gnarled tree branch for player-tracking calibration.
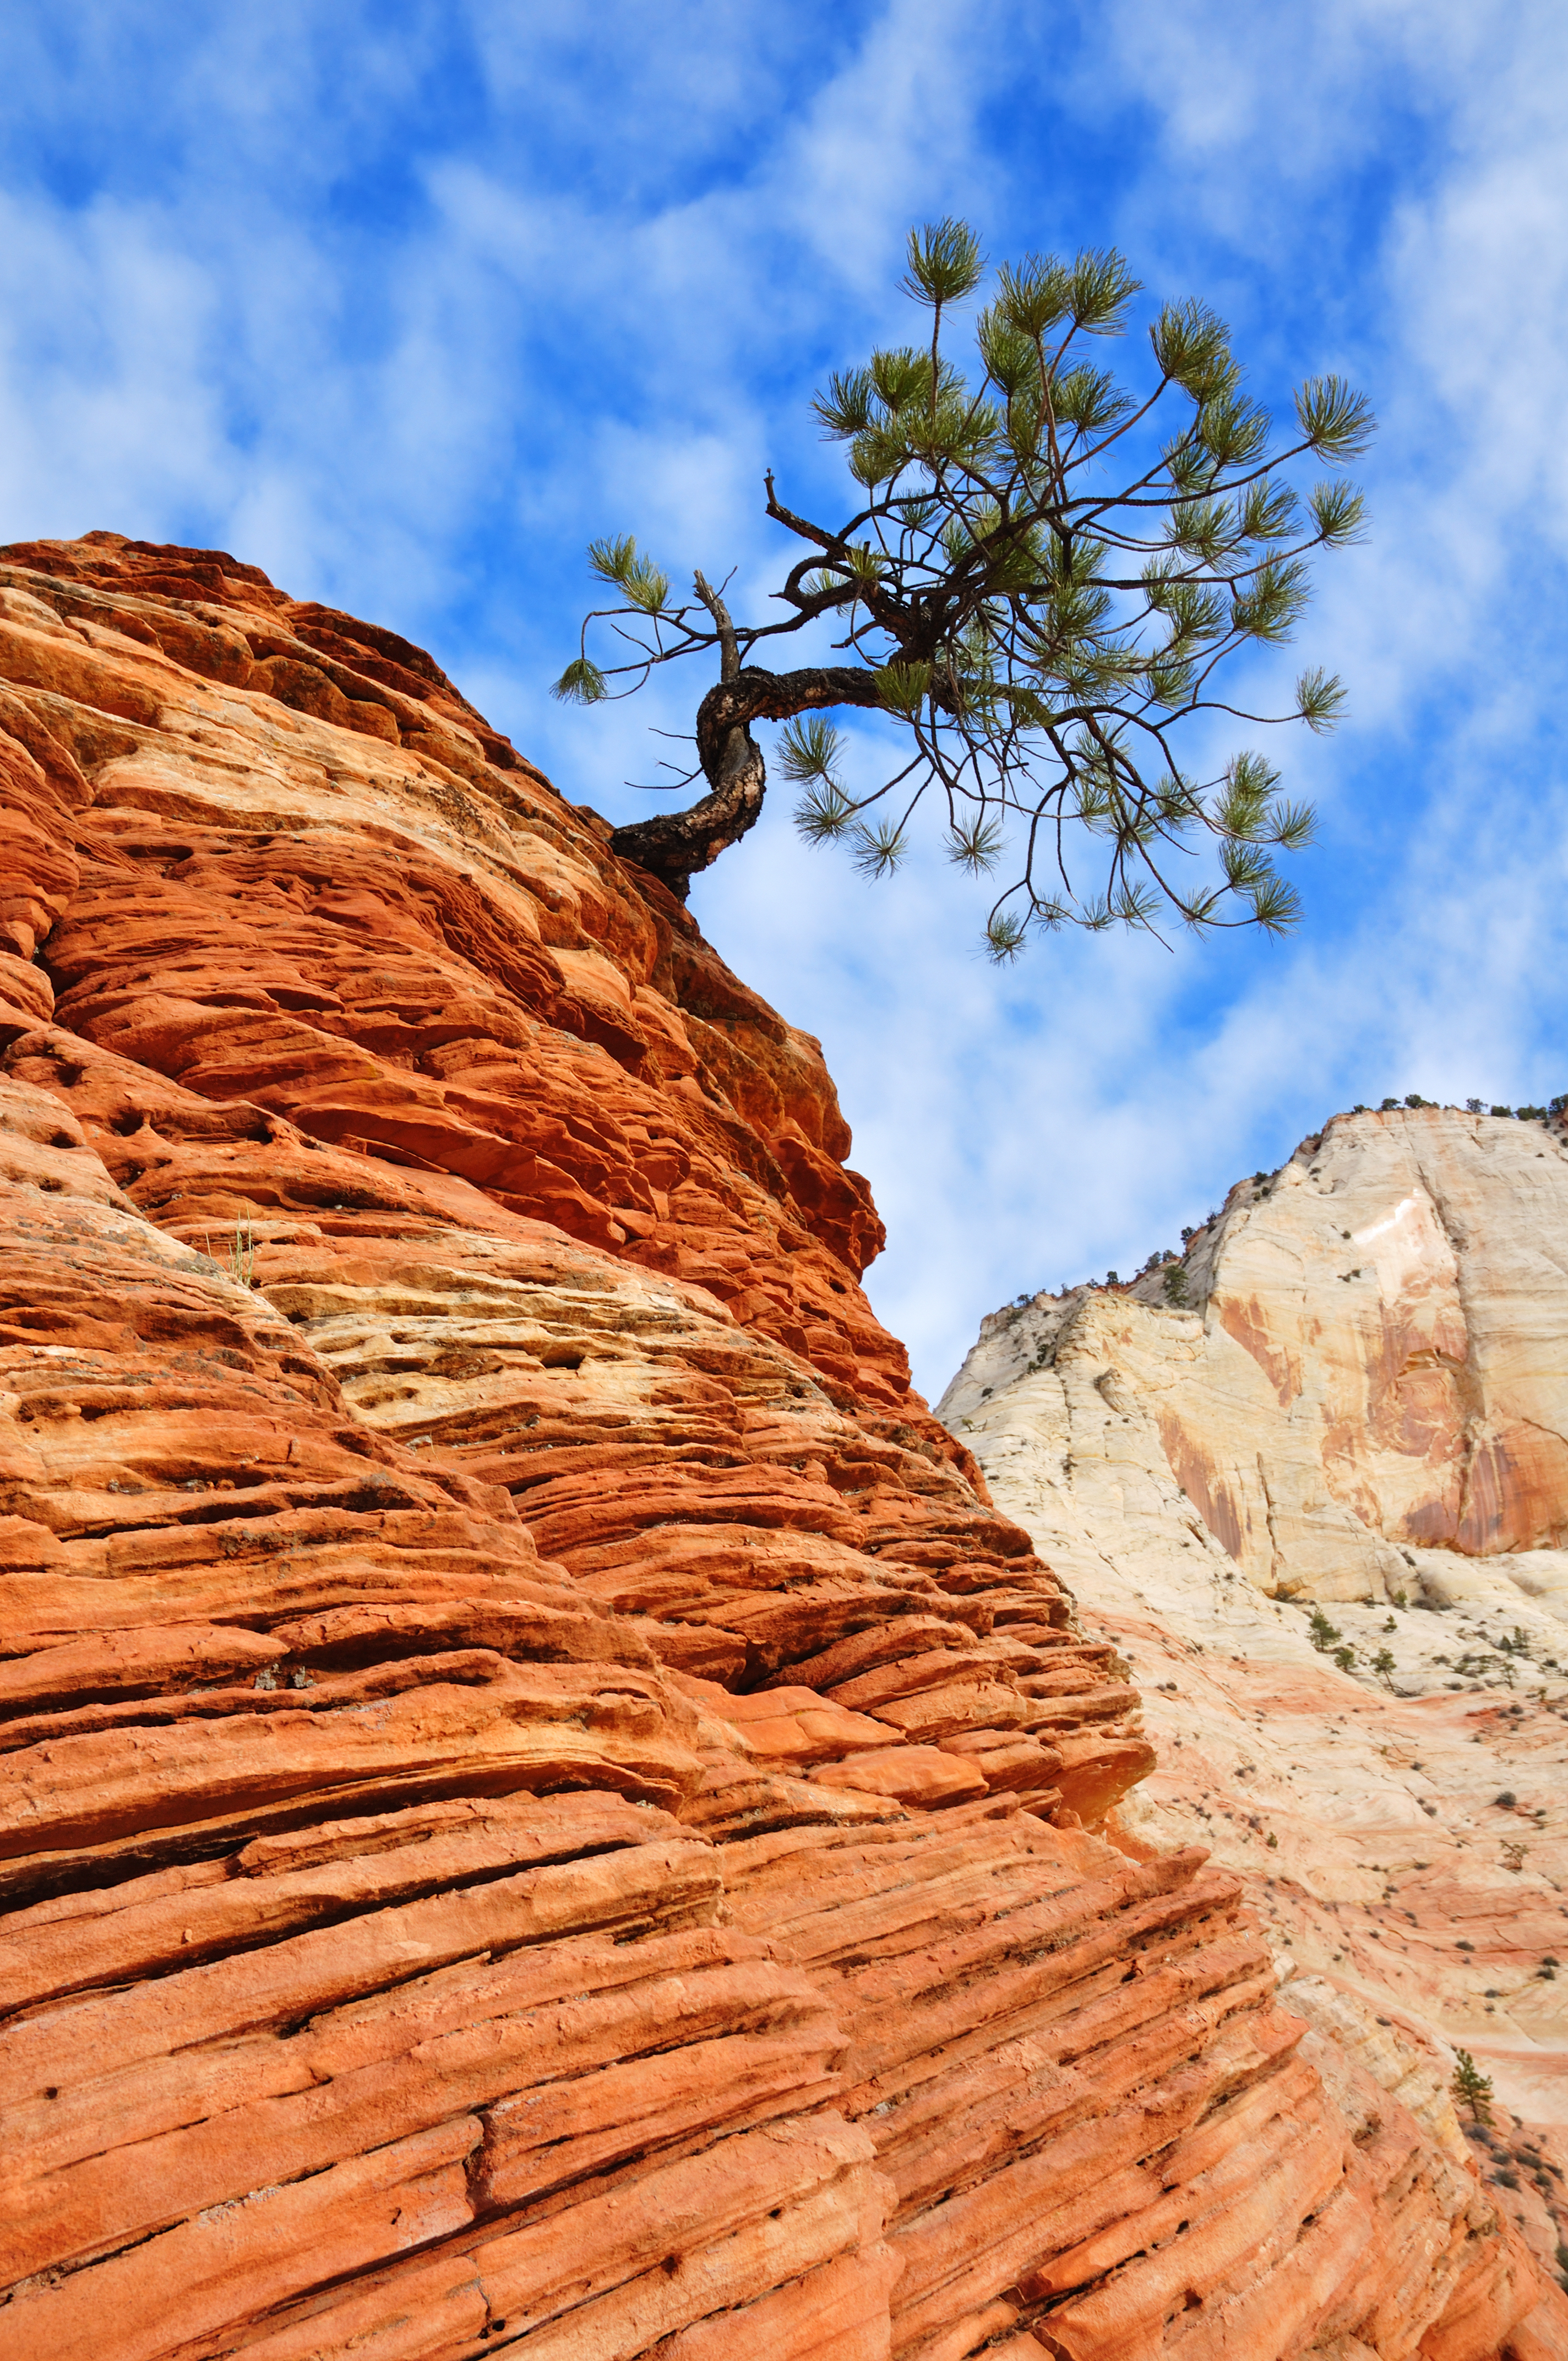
[611,655,884,897]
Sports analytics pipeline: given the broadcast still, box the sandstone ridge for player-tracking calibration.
[941,1106,1568,2344]
[948,1104,1568,1604]
[0,535,1555,2358]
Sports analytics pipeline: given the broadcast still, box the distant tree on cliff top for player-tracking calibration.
[555,220,1373,955]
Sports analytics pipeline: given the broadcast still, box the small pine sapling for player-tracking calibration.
[1450,2049,1494,2125]
[1308,1607,1342,1653]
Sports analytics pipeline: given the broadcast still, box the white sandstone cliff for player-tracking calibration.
[942,1104,1568,1640]
[939,1106,1568,2267]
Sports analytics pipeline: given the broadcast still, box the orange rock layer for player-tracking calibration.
[0,534,1554,2358]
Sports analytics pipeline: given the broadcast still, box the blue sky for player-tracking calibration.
[3,1,1567,1397]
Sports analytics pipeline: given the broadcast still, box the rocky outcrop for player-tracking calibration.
[941,1110,1568,2354]
[949,1106,1568,1604]
[0,535,1553,2357]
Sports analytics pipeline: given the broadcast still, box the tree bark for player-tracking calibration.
[609,663,883,899]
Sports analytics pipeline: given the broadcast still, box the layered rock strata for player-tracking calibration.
[955,1107,1568,1603]
[942,1112,1568,2351]
[0,535,1553,2358]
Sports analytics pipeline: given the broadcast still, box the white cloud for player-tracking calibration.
[1,0,1566,1402]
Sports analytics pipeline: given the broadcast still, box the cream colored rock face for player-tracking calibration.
[941,1104,1568,2193]
[943,1106,1568,1609]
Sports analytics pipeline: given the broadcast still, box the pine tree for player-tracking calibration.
[1451,2049,1494,2125]
[1308,1607,1342,1652]
[556,221,1371,945]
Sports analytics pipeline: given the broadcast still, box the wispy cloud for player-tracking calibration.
[0,0,1565,1399]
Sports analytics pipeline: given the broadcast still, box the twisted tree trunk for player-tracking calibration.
[609,574,883,899]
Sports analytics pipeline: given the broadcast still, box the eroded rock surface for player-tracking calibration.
[0,535,1554,2358]
[943,1111,1568,2353]
[947,1107,1568,1603]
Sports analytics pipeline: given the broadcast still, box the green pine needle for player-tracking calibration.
[946,814,1004,873]
[852,820,908,879]
[1297,666,1347,732]
[1249,874,1303,934]
[793,782,856,843]
[995,254,1070,340]
[1295,374,1376,461]
[587,535,638,587]
[1150,298,1234,400]
[902,217,986,308]
[812,367,876,439]
[552,657,608,704]
[874,660,930,716]
[1066,247,1141,335]
[586,534,668,612]
[986,911,1028,960]
[1309,480,1368,547]
[777,714,844,784]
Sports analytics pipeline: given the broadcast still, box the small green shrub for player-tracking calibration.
[205,1216,257,1290]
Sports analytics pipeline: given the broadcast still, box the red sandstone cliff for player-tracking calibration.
[0,534,1556,2359]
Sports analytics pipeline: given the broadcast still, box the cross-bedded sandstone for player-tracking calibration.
[0,534,1554,2358]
